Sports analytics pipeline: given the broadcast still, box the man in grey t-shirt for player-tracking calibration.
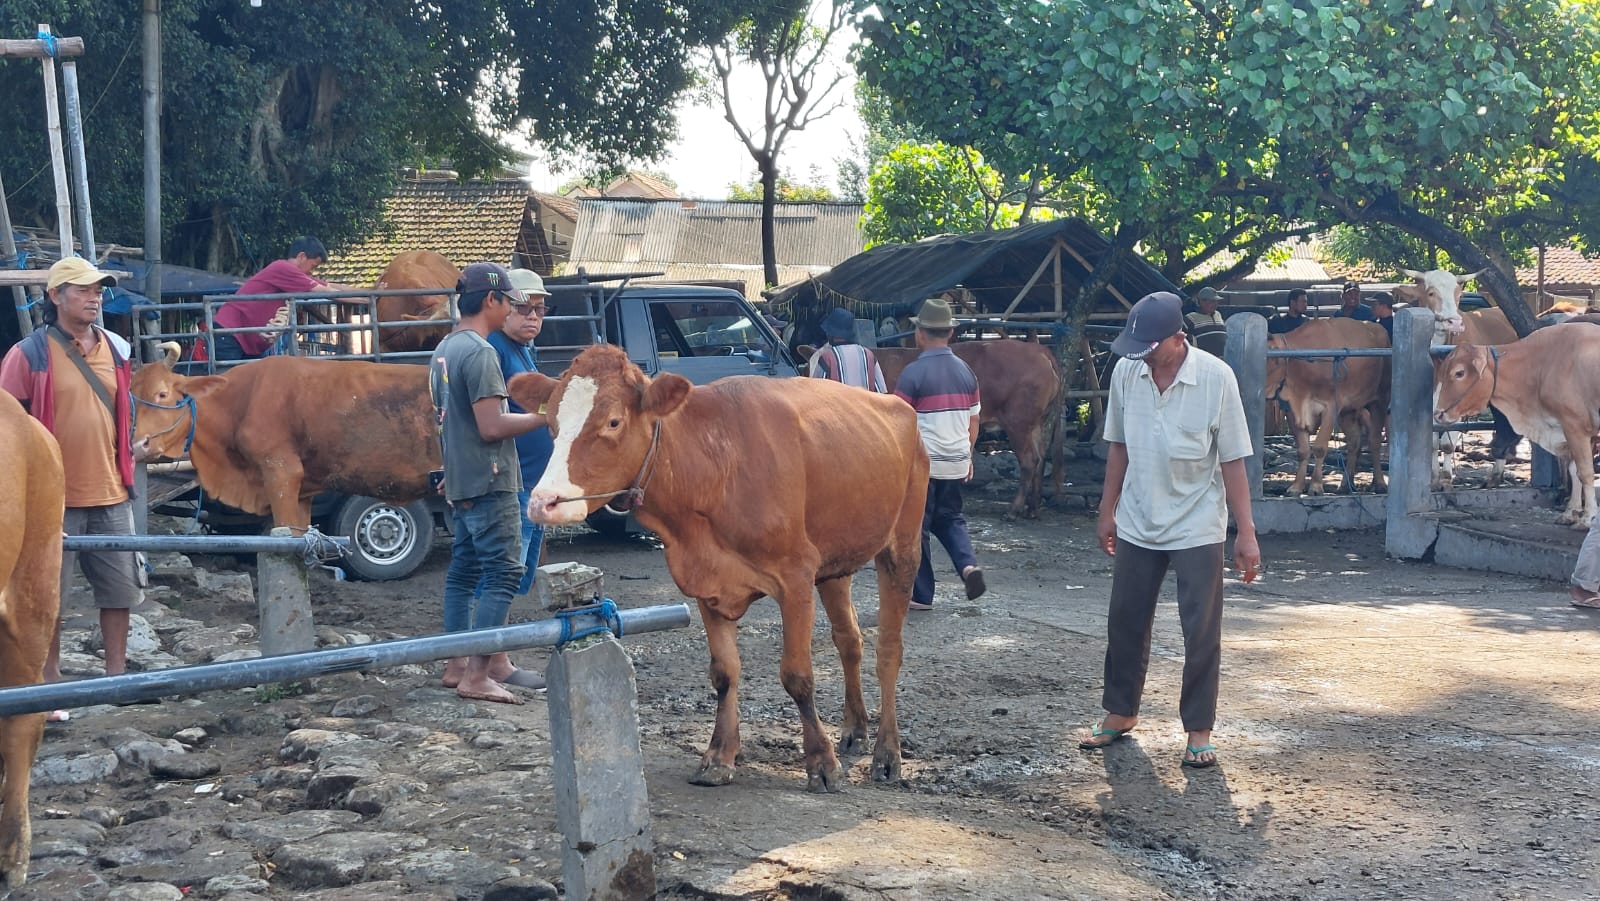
[429,262,546,705]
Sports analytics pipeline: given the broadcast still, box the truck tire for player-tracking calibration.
[333,496,434,581]
[585,505,635,539]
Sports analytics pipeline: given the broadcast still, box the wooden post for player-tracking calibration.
[1224,313,1267,500]
[257,527,317,655]
[1077,336,1105,441]
[1386,307,1438,559]
[38,25,75,259]
[0,35,85,58]
[548,634,656,901]
[61,58,101,328]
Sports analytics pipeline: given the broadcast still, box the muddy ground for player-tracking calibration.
[19,441,1600,900]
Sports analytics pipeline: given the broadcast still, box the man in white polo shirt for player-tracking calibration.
[1078,291,1260,769]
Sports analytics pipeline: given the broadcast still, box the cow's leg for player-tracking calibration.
[690,603,742,787]
[1336,411,1362,495]
[817,575,868,757]
[1367,405,1388,494]
[1288,421,1312,497]
[1486,407,1519,489]
[1562,431,1596,528]
[1308,413,1335,496]
[262,461,311,528]
[1433,432,1458,492]
[1009,421,1044,519]
[0,564,57,886]
[773,579,846,793]
[870,480,923,784]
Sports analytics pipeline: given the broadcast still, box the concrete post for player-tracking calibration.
[257,527,316,655]
[1224,312,1268,500]
[1386,308,1438,559]
[548,634,655,901]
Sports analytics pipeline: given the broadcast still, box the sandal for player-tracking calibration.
[1181,744,1218,768]
[1078,720,1134,750]
[1570,586,1600,609]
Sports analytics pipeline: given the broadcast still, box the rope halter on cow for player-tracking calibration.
[130,393,198,457]
[553,420,664,513]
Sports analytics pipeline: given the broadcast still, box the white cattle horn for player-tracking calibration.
[157,341,182,367]
[1400,268,1423,279]
[1457,268,1488,284]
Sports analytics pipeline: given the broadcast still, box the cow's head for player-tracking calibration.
[511,344,692,524]
[1432,344,1495,425]
[129,342,225,461]
[1399,268,1483,340]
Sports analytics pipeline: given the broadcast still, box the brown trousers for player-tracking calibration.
[1101,538,1224,732]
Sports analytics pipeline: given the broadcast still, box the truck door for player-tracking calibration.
[644,298,798,385]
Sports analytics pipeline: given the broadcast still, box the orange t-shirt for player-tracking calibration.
[48,336,128,507]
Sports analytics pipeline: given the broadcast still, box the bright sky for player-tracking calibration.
[526,21,863,200]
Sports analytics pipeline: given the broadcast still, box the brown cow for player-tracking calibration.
[0,391,64,887]
[513,345,928,792]
[1265,319,1390,496]
[1435,325,1600,528]
[374,251,461,354]
[130,347,438,527]
[876,340,1065,518]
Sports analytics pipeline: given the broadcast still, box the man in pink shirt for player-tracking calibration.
[211,236,331,361]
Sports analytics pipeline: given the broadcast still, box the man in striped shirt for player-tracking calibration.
[894,298,986,610]
[808,307,887,392]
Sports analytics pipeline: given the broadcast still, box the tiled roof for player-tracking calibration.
[318,177,538,285]
[1517,245,1600,289]
[606,171,678,199]
[569,199,864,271]
[566,260,833,304]
[535,192,580,223]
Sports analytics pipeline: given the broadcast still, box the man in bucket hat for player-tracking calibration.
[892,298,986,610]
[1079,291,1259,770]
[808,307,886,392]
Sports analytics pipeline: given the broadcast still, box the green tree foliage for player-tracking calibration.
[860,142,1018,248]
[0,0,752,273]
[727,170,836,201]
[860,0,1600,335]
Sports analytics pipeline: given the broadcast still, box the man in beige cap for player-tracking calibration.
[1,257,141,700]
[892,297,986,610]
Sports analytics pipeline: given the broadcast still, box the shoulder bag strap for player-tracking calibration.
[48,325,116,417]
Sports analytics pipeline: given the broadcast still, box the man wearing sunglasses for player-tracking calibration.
[428,262,548,705]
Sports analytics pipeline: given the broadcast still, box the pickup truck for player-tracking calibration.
[146,277,802,580]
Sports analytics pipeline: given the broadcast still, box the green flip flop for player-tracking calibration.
[1181,743,1218,768]
[1078,721,1134,750]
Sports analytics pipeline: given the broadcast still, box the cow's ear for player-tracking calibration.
[508,372,560,414]
[642,372,691,418]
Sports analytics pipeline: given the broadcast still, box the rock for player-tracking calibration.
[223,810,363,852]
[128,649,185,671]
[195,569,255,605]
[319,604,362,624]
[80,806,121,829]
[147,749,223,780]
[109,849,260,888]
[31,817,107,850]
[148,614,206,636]
[113,738,186,770]
[471,733,513,750]
[213,649,262,663]
[173,727,208,746]
[536,560,604,610]
[32,750,119,787]
[315,627,350,648]
[271,831,427,888]
[123,800,173,825]
[107,883,184,901]
[86,614,161,655]
[395,849,519,895]
[205,874,272,895]
[94,816,200,867]
[307,758,380,809]
[5,867,109,900]
[301,882,454,900]
[373,723,432,744]
[343,774,428,817]
[257,765,313,790]
[331,695,382,718]
[170,625,255,663]
[483,876,561,901]
[280,729,364,762]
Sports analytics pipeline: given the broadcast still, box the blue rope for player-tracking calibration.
[36,30,58,58]
[130,393,198,456]
[553,598,624,645]
[14,250,29,269]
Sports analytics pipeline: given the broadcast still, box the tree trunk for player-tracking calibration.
[759,154,779,290]
[1053,220,1143,439]
[1364,198,1535,337]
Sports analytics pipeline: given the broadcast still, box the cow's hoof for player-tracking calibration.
[870,750,902,784]
[837,728,869,756]
[1372,483,1388,495]
[688,762,735,786]
[806,761,847,793]
[1572,519,1593,532]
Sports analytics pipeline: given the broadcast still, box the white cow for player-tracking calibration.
[1393,269,1483,489]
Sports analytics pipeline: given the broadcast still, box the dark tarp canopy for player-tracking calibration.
[765,219,1181,330]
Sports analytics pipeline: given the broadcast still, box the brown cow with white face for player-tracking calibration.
[513,345,928,792]
[0,391,64,887]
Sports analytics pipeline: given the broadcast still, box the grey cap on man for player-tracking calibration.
[1111,292,1185,360]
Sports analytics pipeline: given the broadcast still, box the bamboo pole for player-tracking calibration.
[0,35,84,58]
[62,58,102,327]
[38,24,74,260]
[1058,241,1133,309]
[0,167,34,336]
[1000,246,1058,317]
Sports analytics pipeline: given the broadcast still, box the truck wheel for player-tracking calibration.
[585,505,634,539]
[333,496,434,581]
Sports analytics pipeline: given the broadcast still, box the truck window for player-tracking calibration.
[647,298,785,383]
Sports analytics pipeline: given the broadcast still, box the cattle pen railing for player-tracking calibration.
[27,528,688,900]
[1224,308,1563,571]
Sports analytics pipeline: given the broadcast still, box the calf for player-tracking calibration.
[1435,326,1600,527]
[0,392,65,887]
[1265,319,1390,496]
[515,345,928,792]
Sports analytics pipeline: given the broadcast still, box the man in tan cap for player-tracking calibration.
[892,297,986,610]
[1,256,141,701]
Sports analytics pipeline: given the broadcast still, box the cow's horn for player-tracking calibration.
[1458,268,1488,284]
[157,341,182,367]
[1400,268,1423,279]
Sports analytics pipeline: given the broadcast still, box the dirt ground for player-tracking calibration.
[23,443,1600,900]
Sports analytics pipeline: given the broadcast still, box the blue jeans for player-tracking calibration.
[475,487,544,597]
[914,478,977,605]
[444,491,526,633]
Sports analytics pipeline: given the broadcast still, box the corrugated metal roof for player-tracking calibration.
[569,199,864,270]
[318,177,538,285]
[568,261,832,303]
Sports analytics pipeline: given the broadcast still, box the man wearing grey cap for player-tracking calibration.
[1078,291,1260,769]
[1185,286,1225,332]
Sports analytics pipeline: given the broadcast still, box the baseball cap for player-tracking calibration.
[506,268,550,300]
[456,262,524,303]
[1342,280,1361,292]
[47,256,118,291]
[1112,292,1184,360]
[1195,286,1222,303]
